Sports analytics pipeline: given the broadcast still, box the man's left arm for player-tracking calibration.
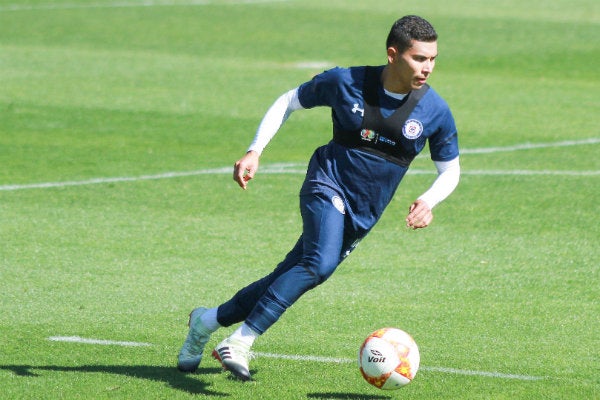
[405,156,460,229]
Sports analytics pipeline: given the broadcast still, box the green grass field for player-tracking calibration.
[1,0,598,398]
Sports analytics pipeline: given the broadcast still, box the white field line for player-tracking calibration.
[0,167,232,191]
[256,353,545,381]
[48,336,152,347]
[1,139,598,192]
[1,165,598,192]
[46,336,545,381]
[460,137,600,154]
[0,0,290,12]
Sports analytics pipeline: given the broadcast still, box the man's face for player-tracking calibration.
[387,40,438,93]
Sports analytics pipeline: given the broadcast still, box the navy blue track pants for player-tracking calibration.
[216,192,366,334]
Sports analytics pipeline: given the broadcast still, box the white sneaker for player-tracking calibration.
[177,307,211,372]
[212,337,252,381]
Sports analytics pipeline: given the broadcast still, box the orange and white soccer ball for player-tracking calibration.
[358,327,420,390]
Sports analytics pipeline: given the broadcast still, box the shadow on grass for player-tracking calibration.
[0,364,227,396]
[308,393,391,400]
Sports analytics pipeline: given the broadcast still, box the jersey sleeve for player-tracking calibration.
[297,67,345,109]
[428,106,459,162]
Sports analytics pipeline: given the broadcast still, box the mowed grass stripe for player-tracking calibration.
[2,2,597,398]
[0,0,292,12]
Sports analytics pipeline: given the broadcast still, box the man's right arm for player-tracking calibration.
[233,88,304,189]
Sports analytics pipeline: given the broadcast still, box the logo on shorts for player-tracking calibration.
[332,195,345,214]
[342,238,362,259]
[402,119,423,139]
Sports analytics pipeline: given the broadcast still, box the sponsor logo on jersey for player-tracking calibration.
[402,119,423,139]
[377,135,396,146]
[360,129,396,146]
[360,129,376,142]
[332,195,345,214]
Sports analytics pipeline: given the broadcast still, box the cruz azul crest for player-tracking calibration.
[402,119,423,140]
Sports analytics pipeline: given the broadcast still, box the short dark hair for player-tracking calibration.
[386,15,438,53]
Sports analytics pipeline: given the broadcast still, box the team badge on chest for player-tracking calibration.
[402,119,423,139]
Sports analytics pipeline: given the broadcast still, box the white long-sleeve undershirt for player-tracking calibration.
[418,157,460,209]
[247,87,460,209]
[247,88,303,155]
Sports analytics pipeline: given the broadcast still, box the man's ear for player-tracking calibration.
[386,46,398,64]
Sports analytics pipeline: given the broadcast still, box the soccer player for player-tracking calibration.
[177,15,460,381]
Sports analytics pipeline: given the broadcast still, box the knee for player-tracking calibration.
[301,256,339,285]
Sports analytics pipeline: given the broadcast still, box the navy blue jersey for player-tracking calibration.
[297,66,459,231]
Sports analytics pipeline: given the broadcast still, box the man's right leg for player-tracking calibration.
[177,307,213,372]
[177,237,304,373]
[213,192,348,380]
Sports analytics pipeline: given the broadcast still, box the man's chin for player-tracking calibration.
[413,80,427,89]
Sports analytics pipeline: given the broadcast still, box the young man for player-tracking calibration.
[177,15,460,381]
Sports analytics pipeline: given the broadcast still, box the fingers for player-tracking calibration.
[405,200,433,230]
[233,151,259,190]
[233,162,250,189]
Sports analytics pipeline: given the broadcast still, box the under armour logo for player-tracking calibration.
[351,103,364,117]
